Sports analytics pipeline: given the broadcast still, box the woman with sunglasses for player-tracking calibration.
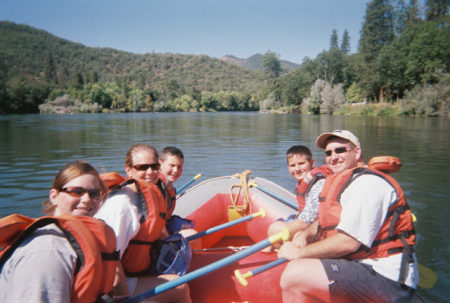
[0,160,118,303]
[43,160,106,216]
[95,144,192,303]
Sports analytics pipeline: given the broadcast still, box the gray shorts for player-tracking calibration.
[320,259,422,303]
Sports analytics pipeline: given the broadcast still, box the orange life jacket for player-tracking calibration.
[295,157,398,213]
[99,172,167,276]
[367,156,402,174]
[317,166,416,282]
[158,173,177,220]
[296,165,332,211]
[0,214,119,303]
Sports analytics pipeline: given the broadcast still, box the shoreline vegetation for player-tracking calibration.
[1,2,449,117]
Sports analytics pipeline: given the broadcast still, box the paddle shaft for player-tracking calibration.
[252,257,286,276]
[176,173,202,194]
[185,209,265,242]
[251,183,298,210]
[123,230,288,303]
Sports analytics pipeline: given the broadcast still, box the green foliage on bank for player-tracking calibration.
[0,1,448,116]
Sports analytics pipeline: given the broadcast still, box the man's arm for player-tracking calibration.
[279,230,361,260]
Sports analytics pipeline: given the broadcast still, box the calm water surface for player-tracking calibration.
[0,112,448,302]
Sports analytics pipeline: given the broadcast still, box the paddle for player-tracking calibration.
[186,208,266,242]
[235,257,287,287]
[418,263,438,289]
[236,257,437,289]
[122,228,290,303]
[176,173,202,194]
[248,180,298,210]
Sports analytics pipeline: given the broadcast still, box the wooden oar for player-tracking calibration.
[176,173,202,194]
[248,180,298,210]
[122,228,290,303]
[186,208,265,242]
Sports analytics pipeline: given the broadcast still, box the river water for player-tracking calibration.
[0,112,448,301]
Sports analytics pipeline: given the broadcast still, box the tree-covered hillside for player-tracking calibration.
[0,0,448,116]
[0,21,264,113]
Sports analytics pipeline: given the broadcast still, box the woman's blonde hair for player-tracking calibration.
[43,160,106,215]
[125,144,158,168]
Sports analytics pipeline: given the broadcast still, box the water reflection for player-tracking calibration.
[0,113,448,301]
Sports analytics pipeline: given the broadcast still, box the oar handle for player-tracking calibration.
[186,209,266,242]
[123,228,290,303]
[248,181,298,210]
[234,258,287,287]
[176,173,202,194]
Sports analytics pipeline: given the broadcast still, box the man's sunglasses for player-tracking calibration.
[325,146,352,157]
[61,187,102,199]
[133,163,160,171]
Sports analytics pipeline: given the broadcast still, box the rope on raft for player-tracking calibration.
[229,170,253,217]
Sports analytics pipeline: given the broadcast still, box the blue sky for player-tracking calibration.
[0,0,370,64]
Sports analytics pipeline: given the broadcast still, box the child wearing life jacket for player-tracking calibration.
[0,160,118,303]
[158,146,201,249]
[95,144,192,303]
[266,145,331,249]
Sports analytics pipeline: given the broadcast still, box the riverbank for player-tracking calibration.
[266,102,448,117]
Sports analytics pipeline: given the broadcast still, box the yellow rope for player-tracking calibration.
[229,170,253,218]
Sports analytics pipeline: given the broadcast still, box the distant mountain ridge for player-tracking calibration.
[220,54,300,71]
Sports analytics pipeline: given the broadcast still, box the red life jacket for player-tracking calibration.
[99,172,167,276]
[367,156,402,174]
[157,173,177,220]
[317,166,416,282]
[0,214,118,303]
[295,156,400,212]
[296,165,332,212]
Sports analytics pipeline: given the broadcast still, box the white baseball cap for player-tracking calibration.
[316,130,361,149]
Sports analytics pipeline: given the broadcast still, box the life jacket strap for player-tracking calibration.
[101,251,120,261]
[398,236,414,285]
[129,239,155,246]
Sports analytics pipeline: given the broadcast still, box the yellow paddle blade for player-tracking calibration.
[418,263,437,289]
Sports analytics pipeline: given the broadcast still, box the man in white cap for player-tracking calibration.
[278,130,419,302]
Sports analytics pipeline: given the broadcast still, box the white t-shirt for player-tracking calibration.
[94,187,143,293]
[0,224,77,303]
[95,187,142,257]
[337,174,419,288]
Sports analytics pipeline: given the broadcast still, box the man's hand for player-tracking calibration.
[278,241,303,260]
[292,231,308,248]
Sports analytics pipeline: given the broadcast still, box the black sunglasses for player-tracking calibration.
[325,146,352,157]
[133,163,160,171]
[61,187,102,199]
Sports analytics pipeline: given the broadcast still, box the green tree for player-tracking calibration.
[44,53,56,83]
[425,0,449,21]
[261,51,281,78]
[74,72,84,90]
[330,29,339,49]
[346,82,365,103]
[393,0,421,35]
[315,48,345,85]
[360,0,395,61]
[359,0,395,100]
[340,29,351,54]
[405,20,449,85]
